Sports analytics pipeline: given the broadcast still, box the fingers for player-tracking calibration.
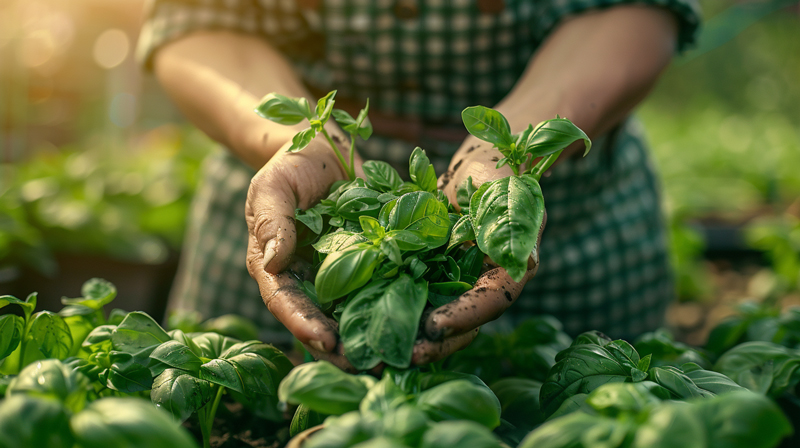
[303,341,359,373]
[412,327,480,365]
[423,266,535,341]
[245,141,346,274]
[247,238,340,353]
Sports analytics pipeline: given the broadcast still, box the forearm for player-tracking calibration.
[153,30,315,169]
[450,5,678,171]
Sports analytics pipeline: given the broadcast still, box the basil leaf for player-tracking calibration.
[416,379,502,429]
[454,245,484,283]
[461,106,514,150]
[421,421,503,448]
[295,207,324,235]
[386,191,450,249]
[363,160,402,192]
[455,176,478,214]
[524,117,591,158]
[447,214,475,250]
[287,127,316,153]
[367,274,428,368]
[315,243,382,303]
[428,282,472,308]
[340,279,392,370]
[111,311,171,354]
[22,311,73,365]
[0,395,74,448]
[190,332,241,359]
[278,361,374,415]
[384,229,427,251]
[0,314,23,361]
[379,238,403,265]
[149,340,203,374]
[313,231,369,254]
[255,93,312,125]
[71,398,200,448]
[60,278,117,310]
[470,174,544,282]
[408,147,438,192]
[315,90,337,123]
[150,368,215,422]
[359,216,385,242]
[6,359,89,413]
[0,293,36,320]
[713,341,800,397]
[336,187,382,221]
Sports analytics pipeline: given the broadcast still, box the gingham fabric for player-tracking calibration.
[138,0,700,342]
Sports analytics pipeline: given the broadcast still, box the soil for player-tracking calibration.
[665,258,800,347]
[183,399,292,448]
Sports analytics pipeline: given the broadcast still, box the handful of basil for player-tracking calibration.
[256,92,592,369]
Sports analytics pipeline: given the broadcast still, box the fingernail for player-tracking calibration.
[263,247,276,270]
[308,339,326,352]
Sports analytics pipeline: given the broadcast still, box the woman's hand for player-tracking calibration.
[410,138,545,365]
[245,135,362,371]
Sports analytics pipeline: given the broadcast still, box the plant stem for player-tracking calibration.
[529,149,564,180]
[510,164,520,177]
[198,386,225,448]
[348,138,356,180]
[320,128,353,180]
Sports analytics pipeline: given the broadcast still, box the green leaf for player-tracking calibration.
[691,390,793,448]
[461,106,514,150]
[201,314,260,341]
[713,341,800,397]
[447,214,475,250]
[220,340,294,378]
[0,395,74,448]
[151,368,215,422]
[287,127,317,153]
[340,279,392,370]
[336,187,383,221]
[632,401,705,448]
[71,398,200,448]
[455,176,478,213]
[190,332,241,360]
[379,238,403,265]
[290,403,328,437]
[226,352,280,395]
[524,117,591,159]
[315,90,337,123]
[149,340,203,374]
[470,175,544,282]
[428,282,472,308]
[199,358,243,393]
[0,314,23,361]
[359,216,385,242]
[680,363,744,395]
[367,274,428,368]
[82,324,115,352]
[315,243,382,303]
[6,359,89,413]
[416,379,502,429]
[0,293,36,320]
[490,378,545,429]
[23,311,73,365]
[255,93,312,125]
[649,366,711,399]
[539,342,633,417]
[111,311,171,354]
[296,207,324,234]
[638,354,652,372]
[386,191,450,249]
[278,361,374,415]
[362,160,402,192]
[408,147,438,192]
[107,350,156,392]
[312,230,369,254]
[60,278,117,310]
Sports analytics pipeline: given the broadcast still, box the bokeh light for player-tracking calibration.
[93,28,130,69]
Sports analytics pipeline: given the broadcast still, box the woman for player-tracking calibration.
[137,0,700,370]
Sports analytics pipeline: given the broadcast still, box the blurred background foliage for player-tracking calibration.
[0,0,798,332]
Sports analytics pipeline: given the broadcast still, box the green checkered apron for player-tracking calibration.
[138,0,700,343]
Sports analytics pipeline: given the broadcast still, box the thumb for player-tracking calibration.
[245,165,299,275]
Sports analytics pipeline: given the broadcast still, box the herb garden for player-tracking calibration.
[2,90,800,448]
